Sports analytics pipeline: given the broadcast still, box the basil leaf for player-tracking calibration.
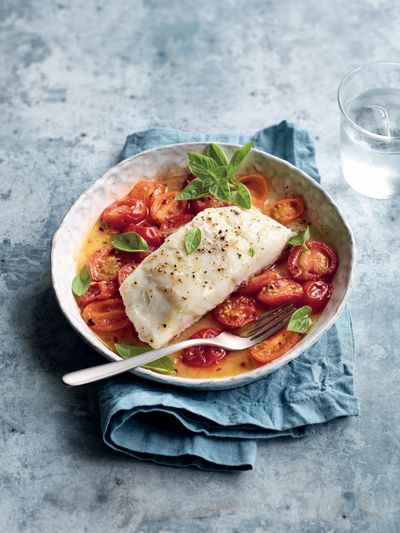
[206,143,229,166]
[72,265,91,296]
[111,232,149,252]
[248,247,255,257]
[185,227,202,254]
[288,226,310,248]
[228,142,253,175]
[187,152,222,182]
[231,182,252,209]
[287,306,312,334]
[209,179,232,203]
[115,343,174,373]
[175,178,209,200]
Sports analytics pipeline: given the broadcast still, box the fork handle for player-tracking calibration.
[62,338,219,387]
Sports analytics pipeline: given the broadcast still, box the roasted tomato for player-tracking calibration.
[88,247,128,282]
[82,298,130,332]
[150,191,189,225]
[257,278,303,307]
[77,280,118,308]
[191,195,230,214]
[267,197,305,225]
[159,214,194,236]
[237,174,268,205]
[302,280,332,312]
[249,329,302,364]
[181,173,196,190]
[182,328,226,367]
[236,269,279,296]
[288,240,338,281]
[214,295,258,329]
[101,199,148,231]
[129,181,166,205]
[126,224,164,248]
[118,263,137,286]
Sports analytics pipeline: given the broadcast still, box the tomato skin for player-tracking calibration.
[302,280,332,312]
[236,269,279,296]
[288,240,338,281]
[118,263,137,286]
[214,295,258,329]
[129,181,166,205]
[82,298,130,332]
[126,224,164,248]
[257,278,304,307]
[101,199,148,231]
[159,214,194,236]
[267,197,305,225]
[191,195,230,214]
[182,328,226,367]
[150,191,189,225]
[77,280,118,308]
[249,329,302,364]
[88,247,127,282]
[181,174,196,190]
[237,174,268,205]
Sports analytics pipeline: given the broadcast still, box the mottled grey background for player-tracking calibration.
[1,0,400,531]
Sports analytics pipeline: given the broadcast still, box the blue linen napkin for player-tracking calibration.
[100,121,359,471]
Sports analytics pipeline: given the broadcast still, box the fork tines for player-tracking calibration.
[237,303,295,341]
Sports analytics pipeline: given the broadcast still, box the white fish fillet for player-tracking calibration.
[120,206,293,348]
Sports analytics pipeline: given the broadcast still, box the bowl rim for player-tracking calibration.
[51,141,356,390]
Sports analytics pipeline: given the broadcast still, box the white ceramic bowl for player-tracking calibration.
[51,143,355,390]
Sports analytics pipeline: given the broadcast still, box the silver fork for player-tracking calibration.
[62,303,295,387]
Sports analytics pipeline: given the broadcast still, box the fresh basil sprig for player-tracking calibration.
[287,306,312,334]
[176,142,253,209]
[72,265,91,296]
[288,226,310,248]
[115,343,174,373]
[185,227,202,254]
[111,232,149,252]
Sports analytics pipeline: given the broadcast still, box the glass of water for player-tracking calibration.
[338,61,400,199]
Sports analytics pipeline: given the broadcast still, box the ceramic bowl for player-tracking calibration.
[51,143,355,390]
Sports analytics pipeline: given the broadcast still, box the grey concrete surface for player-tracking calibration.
[1,0,400,531]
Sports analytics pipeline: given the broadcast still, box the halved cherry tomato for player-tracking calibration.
[129,181,166,205]
[118,263,137,286]
[236,269,279,296]
[249,329,302,364]
[126,224,164,248]
[214,295,258,329]
[191,195,230,214]
[288,240,338,281]
[267,197,305,225]
[237,174,268,205]
[182,328,227,367]
[88,247,128,282]
[159,214,194,236]
[77,280,118,308]
[101,199,148,231]
[302,280,332,312]
[257,278,303,306]
[82,298,130,332]
[150,191,189,225]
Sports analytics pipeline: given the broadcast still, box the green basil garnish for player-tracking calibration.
[72,265,91,296]
[248,247,255,257]
[288,226,310,248]
[185,227,202,254]
[111,232,149,252]
[287,306,312,334]
[114,343,174,373]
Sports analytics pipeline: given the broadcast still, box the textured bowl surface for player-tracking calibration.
[51,143,355,390]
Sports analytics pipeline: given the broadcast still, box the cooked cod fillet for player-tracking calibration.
[120,206,293,348]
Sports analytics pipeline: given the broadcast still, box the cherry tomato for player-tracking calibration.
[118,263,137,286]
[214,295,258,329]
[131,245,157,264]
[237,174,268,205]
[129,181,166,205]
[77,280,118,308]
[302,280,332,312]
[288,240,338,281]
[82,298,130,332]
[182,328,226,367]
[257,278,303,306]
[159,214,194,236]
[88,247,127,282]
[249,329,302,364]
[150,191,189,225]
[236,269,279,296]
[191,195,230,214]
[181,174,196,190]
[101,199,148,231]
[126,224,164,248]
[267,197,305,225]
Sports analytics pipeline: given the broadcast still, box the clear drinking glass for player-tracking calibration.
[338,61,400,198]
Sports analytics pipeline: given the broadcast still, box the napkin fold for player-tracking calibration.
[100,121,359,471]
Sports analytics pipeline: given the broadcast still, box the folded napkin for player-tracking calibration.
[100,121,359,471]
